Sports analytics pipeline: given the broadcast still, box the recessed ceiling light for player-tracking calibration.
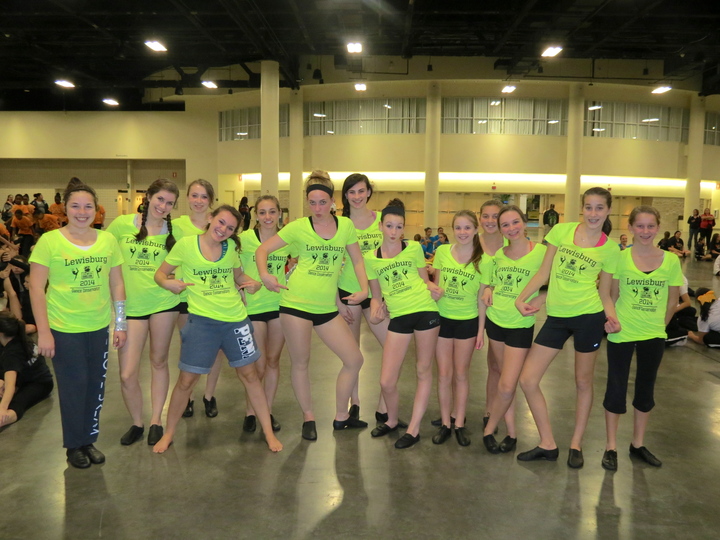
[592,128,605,132]
[55,79,74,88]
[145,40,167,52]
[541,46,563,57]
[237,132,248,136]
[502,85,516,93]
[103,98,119,106]
[313,113,326,118]
[588,105,602,110]
[490,100,501,106]
[652,86,672,94]
[477,120,487,124]
[347,42,362,53]
[548,120,559,124]
[354,83,366,91]
[642,118,660,122]
[327,130,334,134]
[384,104,392,109]
[202,81,217,89]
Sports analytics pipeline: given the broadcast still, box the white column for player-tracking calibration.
[565,83,584,222]
[260,60,280,196]
[289,88,304,222]
[424,82,441,229]
[518,193,528,213]
[685,94,705,232]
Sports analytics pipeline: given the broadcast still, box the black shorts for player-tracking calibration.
[439,316,479,340]
[126,304,181,321]
[388,311,440,334]
[176,302,189,315]
[249,310,280,323]
[485,317,534,349]
[338,288,372,310]
[279,306,338,326]
[534,311,606,353]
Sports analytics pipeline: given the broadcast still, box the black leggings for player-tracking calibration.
[603,338,664,415]
[9,379,54,420]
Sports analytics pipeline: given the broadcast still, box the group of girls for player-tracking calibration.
[20,172,680,472]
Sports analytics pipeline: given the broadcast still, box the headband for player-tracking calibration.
[306,183,334,197]
[381,206,405,219]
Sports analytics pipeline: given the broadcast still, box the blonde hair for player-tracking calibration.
[304,170,333,193]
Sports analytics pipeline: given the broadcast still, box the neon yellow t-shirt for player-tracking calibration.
[364,241,438,318]
[239,229,291,315]
[337,212,383,295]
[165,236,247,322]
[432,244,483,320]
[608,248,683,343]
[544,222,620,317]
[480,242,546,329]
[106,214,183,317]
[276,216,358,314]
[29,229,124,333]
[171,215,205,303]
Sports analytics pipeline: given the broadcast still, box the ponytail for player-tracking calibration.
[135,201,150,242]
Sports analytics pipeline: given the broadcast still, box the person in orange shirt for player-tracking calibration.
[34,210,61,234]
[49,193,66,226]
[0,221,10,240]
[11,193,31,218]
[11,210,34,257]
[93,204,105,230]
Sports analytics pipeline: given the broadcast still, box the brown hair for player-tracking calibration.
[628,205,660,226]
[452,210,484,272]
[341,173,373,217]
[206,205,243,252]
[254,195,282,231]
[582,187,613,235]
[135,178,180,251]
[186,178,215,205]
[63,179,97,208]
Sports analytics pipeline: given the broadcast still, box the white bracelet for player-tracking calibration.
[114,300,127,332]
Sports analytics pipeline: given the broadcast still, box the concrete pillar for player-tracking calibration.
[685,94,705,232]
[289,88,304,222]
[424,82,441,229]
[518,194,528,213]
[260,60,280,196]
[565,83,584,222]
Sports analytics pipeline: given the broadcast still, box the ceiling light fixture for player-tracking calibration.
[144,40,167,52]
[237,132,248,136]
[313,113,326,118]
[501,85,516,93]
[548,120,559,124]
[384,104,391,109]
[327,130,334,134]
[588,105,602,110]
[102,98,119,106]
[652,86,672,94]
[477,120,487,124]
[592,128,605,132]
[55,79,74,88]
[490,100,501,106]
[354,83,366,91]
[347,42,362,53]
[541,46,563,57]
[642,118,660,122]
[202,81,218,89]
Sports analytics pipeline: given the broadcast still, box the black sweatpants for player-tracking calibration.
[51,327,109,448]
[603,338,664,415]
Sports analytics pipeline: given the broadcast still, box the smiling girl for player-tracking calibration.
[255,171,369,441]
[514,187,620,468]
[153,205,281,453]
[107,179,181,447]
[480,205,546,454]
[29,179,126,468]
[600,206,681,470]
[238,195,291,433]
[431,210,484,446]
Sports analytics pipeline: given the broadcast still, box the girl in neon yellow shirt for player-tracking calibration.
[600,206,682,470]
[337,174,393,426]
[172,179,223,420]
[431,210,485,446]
[29,180,126,469]
[255,171,369,441]
[107,178,180,448]
[153,205,282,453]
[480,205,547,454]
[514,187,619,468]
[365,199,443,449]
[238,195,290,433]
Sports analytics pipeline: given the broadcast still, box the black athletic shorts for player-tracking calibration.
[338,288,372,310]
[388,311,441,334]
[280,306,339,326]
[485,317,534,349]
[439,316,479,340]
[126,304,181,321]
[249,310,280,323]
[534,311,606,353]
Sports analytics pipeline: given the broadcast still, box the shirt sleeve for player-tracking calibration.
[668,256,684,286]
[544,222,565,247]
[29,234,51,266]
[343,219,358,246]
[479,254,494,285]
[165,237,186,267]
[363,253,378,280]
[602,245,621,274]
[432,246,444,270]
[413,242,426,268]
[109,235,124,267]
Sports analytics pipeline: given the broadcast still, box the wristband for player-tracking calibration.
[114,300,127,332]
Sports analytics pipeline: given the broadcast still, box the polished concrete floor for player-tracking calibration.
[3,256,720,540]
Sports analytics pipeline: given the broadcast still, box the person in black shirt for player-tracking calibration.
[687,209,701,250]
[667,230,691,258]
[0,312,53,428]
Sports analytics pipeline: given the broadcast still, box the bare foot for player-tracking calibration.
[153,434,174,454]
[265,433,283,452]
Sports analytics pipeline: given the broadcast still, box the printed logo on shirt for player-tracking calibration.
[125,238,165,270]
[627,277,667,312]
[556,247,596,283]
[308,246,343,276]
[193,267,234,295]
[377,260,413,295]
[65,255,107,293]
